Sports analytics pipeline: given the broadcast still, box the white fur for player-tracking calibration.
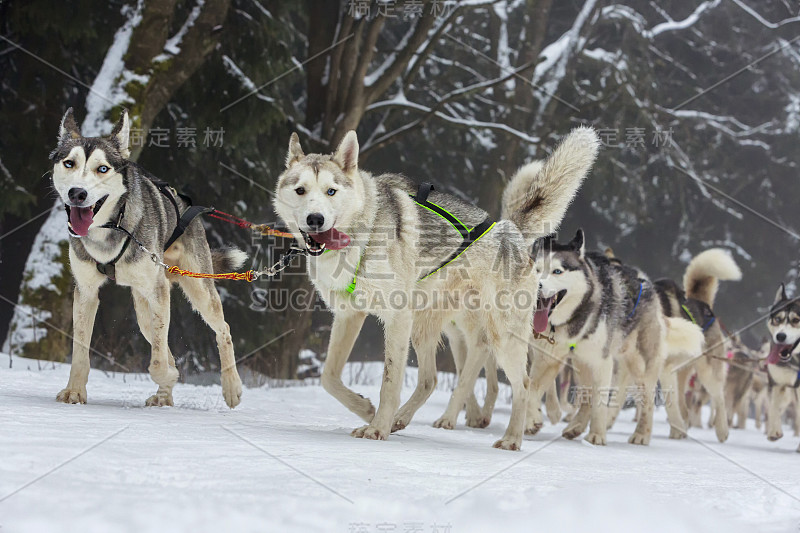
[502,126,600,246]
[683,248,741,308]
[664,316,705,356]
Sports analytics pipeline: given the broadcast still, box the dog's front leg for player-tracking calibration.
[584,356,613,445]
[525,345,564,435]
[767,385,789,441]
[321,310,372,420]
[140,277,179,406]
[56,283,101,404]
[352,310,413,440]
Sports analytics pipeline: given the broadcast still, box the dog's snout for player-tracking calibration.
[68,187,88,205]
[306,213,325,231]
[776,332,787,343]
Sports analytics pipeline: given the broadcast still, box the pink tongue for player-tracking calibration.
[69,207,94,237]
[311,228,350,250]
[767,343,791,365]
[533,299,552,333]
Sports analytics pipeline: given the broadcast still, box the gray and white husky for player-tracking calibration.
[525,230,705,445]
[273,128,599,450]
[50,108,244,408]
[764,283,800,450]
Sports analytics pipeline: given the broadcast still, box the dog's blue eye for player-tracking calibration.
[98,165,109,174]
[327,188,336,196]
[295,187,305,195]
[552,269,563,275]
[63,160,74,168]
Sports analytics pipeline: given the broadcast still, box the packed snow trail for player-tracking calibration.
[1,353,798,533]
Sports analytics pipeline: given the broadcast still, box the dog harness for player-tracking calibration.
[680,303,716,332]
[411,183,496,280]
[95,179,212,281]
[627,282,644,319]
[343,182,495,294]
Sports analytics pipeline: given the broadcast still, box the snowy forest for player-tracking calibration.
[1,0,798,380]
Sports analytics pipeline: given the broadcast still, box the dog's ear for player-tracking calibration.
[571,228,585,258]
[774,283,788,305]
[531,238,542,259]
[333,130,359,172]
[111,110,131,159]
[59,108,81,141]
[286,133,304,168]
[532,235,553,259]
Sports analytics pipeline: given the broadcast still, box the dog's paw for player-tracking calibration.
[562,425,583,440]
[145,391,174,407]
[391,416,409,433]
[628,432,651,446]
[524,422,543,436]
[465,414,491,429]
[56,387,87,404]
[432,416,456,430]
[715,426,729,443]
[669,426,688,440]
[351,425,387,440]
[148,361,179,387]
[492,437,521,451]
[767,429,783,442]
[221,369,242,409]
[585,432,607,446]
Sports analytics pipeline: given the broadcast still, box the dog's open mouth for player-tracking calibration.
[65,195,108,237]
[302,228,351,256]
[533,289,566,333]
[767,342,795,365]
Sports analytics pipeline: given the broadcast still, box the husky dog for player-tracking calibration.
[765,284,800,447]
[525,231,705,445]
[652,249,741,442]
[273,128,599,449]
[724,346,757,429]
[50,109,244,408]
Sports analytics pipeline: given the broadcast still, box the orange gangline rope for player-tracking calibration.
[166,265,257,282]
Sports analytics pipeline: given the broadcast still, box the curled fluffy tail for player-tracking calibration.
[683,248,742,309]
[665,317,705,357]
[501,126,600,247]
[211,246,247,274]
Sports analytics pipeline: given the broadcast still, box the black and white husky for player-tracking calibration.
[526,230,705,445]
[765,283,800,451]
[50,109,244,408]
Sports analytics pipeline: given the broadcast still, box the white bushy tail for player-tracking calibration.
[665,317,706,357]
[683,248,742,309]
[501,126,600,247]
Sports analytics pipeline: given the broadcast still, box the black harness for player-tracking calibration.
[94,180,212,281]
[410,183,495,280]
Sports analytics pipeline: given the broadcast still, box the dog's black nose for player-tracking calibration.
[68,187,88,204]
[776,332,787,343]
[306,213,325,231]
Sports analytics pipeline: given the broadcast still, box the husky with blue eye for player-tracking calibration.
[273,127,600,450]
[50,108,244,408]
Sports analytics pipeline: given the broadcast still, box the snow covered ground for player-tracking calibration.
[1,352,799,533]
